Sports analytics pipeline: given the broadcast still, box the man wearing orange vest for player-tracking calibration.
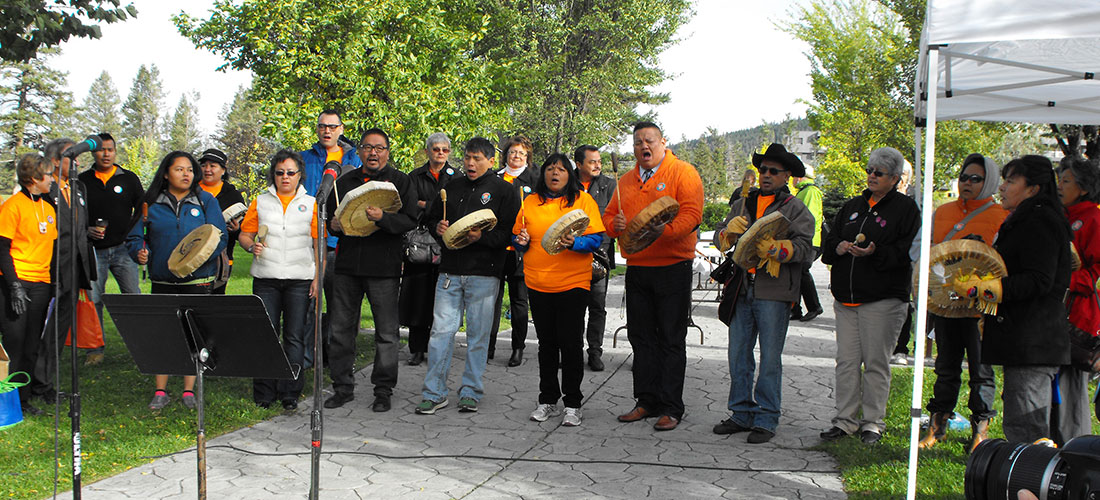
[602,121,703,431]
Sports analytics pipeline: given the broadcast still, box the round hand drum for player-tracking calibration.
[168,224,222,278]
[619,196,679,255]
[443,209,497,250]
[541,209,589,255]
[334,181,403,236]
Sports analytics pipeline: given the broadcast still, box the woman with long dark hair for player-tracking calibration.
[126,151,227,410]
[512,153,605,427]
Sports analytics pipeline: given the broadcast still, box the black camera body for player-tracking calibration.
[966,436,1100,499]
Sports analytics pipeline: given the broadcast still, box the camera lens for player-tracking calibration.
[966,439,1069,500]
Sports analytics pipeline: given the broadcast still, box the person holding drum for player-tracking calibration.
[712,143,815,444]
[918,153,1005,452]
[1051,156,1100,444]
[513,153,606,426]
[601,121,704,431]
[417,137,520,415]
[489,135,536,367]
[197,148,246,294]
[0,154,57,416]
[819,147,920,445]
[126,151,227,410]
[401,133,461,366]
[237,149,319,410]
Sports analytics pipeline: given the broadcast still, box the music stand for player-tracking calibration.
[103,294,295,500]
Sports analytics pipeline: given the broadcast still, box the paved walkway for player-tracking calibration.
[79,265,846,499]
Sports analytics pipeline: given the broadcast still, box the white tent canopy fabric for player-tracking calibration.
[906,2,1100,498]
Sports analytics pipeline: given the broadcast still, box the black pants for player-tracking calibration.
[585,275,609,355]
[893,302,916,356]
[792,247,821,316]
[329,274,400,397]
[0,280,52,403]
[927,315,997,420]
[625,261,692,419]
[33,285,86,398]
[304,249,335,368]
[529,287,589,408]
[489,252,529,353]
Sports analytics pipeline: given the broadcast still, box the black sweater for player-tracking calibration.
[208,181,246,264]
[409,161,462,223]
[326,165,418,277]
[426,173,520,277]
[77,165,144,249]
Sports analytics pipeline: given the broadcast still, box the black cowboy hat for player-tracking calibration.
[752,143,805,177]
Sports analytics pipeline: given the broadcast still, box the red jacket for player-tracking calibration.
[1066,201,1100,336]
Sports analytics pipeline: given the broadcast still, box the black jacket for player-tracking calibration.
[49,179,96,290]
[209,181,246,263]
[426,172,520,277]
[982,197,1072,366]
[582,174,617,254]
[495,165,538,277]
[409,161,462,223]
[326,164,418,277]
[78,164,144,249]
[822,189,920,303]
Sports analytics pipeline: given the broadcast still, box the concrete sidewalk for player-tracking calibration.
[79,265,846,499]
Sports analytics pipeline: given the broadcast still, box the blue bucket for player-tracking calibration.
[0,372,30,430]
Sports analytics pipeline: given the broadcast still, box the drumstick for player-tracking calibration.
[610,152,622,211]
[256,225,269,245]
[519,186,526,227]
[141,202,149,281]
[738,172,753,218]
[440,189,447,221]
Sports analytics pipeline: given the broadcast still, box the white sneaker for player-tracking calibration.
[562,407,582,427]
[890,353,909,366]
[530,404,559,422]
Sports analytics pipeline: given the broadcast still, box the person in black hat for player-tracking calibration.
[711,143,814,444]
[197,148,245,294]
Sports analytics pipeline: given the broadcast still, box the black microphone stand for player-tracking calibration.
[309,190,329,500]
[52,152,83,499]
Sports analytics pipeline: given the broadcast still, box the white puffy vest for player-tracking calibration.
[249,186,316,280]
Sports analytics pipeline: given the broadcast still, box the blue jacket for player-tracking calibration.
[126,190,227,284]
[301,141,362,248]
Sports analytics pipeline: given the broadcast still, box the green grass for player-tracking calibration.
[819,367,1100,499]
[0,252,378,499]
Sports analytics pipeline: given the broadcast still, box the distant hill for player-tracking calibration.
[668,117,810,160]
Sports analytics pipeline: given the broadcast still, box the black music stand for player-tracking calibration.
[103,294,295,500]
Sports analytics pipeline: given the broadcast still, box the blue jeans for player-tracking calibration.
[422,274,499,402]
[252,278,311,403]
[90,243,140,340]
[727,283,790,432]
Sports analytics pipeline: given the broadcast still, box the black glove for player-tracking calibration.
[10,281,30,316]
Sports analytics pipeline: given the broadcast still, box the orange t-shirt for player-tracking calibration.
[200,181,223,198]
[325,148,343,164]
[240,196,319,238]
[513,192,606,293]
[0,191,56,283]
[503,173,516,184]
[755,194,775,220]
[93,165,116,186]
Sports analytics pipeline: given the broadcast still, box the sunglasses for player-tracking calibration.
[865,168,888,177]
[432,147,451,153]
[958,174,985,184]
[756,166,788,176]
[274,170,299,177]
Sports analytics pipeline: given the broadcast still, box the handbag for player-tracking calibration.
[63,290,105,350]
[403,226,441,265]
[591,248,610,282]
[0,372,30,430]
[1067,292,1100,372]
[712,255,744,326]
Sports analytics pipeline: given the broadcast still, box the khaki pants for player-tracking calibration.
[831,298,908,434]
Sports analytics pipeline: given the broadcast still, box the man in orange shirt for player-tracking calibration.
[602,121,703,431]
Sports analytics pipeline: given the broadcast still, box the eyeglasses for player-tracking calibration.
[274,170,299,177]
[865,168,888,177]
[432,147,451,153]
[756,166,788,176]
[958,174,985,184]
[361,144,388,152]
[508,150,528,157]
[317,123,342,131]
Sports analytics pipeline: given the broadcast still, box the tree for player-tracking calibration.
[124,134,160,186]
[212,86,279,200]
[163,91,203,153]
[176,0,507,166]
[121,64,164,142]
[0,0,137,62]
[46,92,84,142]
[673,127,730,201]
[0,48,71,158]
[476,0,692,157]
[80,71,123,137]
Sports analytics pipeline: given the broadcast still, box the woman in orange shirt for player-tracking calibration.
[0,154,57,416]
[512,153,605,427]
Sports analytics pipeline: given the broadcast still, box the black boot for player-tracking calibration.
[408,352,425,366]
[508,348,523,367]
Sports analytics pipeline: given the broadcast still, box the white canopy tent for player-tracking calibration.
[909,1,1100,498]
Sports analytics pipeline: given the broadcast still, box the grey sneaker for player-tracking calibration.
[562,407,582,427]
[530,404,559,422]
[148,392,170,410]
[415,399,448,415]
[457,397,478,412]
[181,391,197,410]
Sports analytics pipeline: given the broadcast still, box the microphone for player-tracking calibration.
[316,161,340,202]
[63,135,102,158]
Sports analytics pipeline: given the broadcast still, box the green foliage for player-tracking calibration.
[120,64,164,143]
[79,71,123,137]
[124,135,160,186]
[673,127,731,202]
[0,0,137,62]
[701,201,729,232]
[0,48,71,159]
[214,87,280,201]
[162,92,203,154]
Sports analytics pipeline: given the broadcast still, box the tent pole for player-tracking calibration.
[908,47,940,500]
[913,127,923,202]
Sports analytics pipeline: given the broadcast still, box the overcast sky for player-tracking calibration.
[52,0,812,149]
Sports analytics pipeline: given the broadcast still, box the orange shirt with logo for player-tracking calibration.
[513,192,605,293]
[0,190,57,283]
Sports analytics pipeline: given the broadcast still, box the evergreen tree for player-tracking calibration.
[121,64,165,142]
[213,86,278,200]
[163,92,203,154]
[80,71,123,137]
[0,48,71,159]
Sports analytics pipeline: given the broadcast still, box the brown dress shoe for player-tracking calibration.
[617,406,651,422]
[653,415,680,431]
